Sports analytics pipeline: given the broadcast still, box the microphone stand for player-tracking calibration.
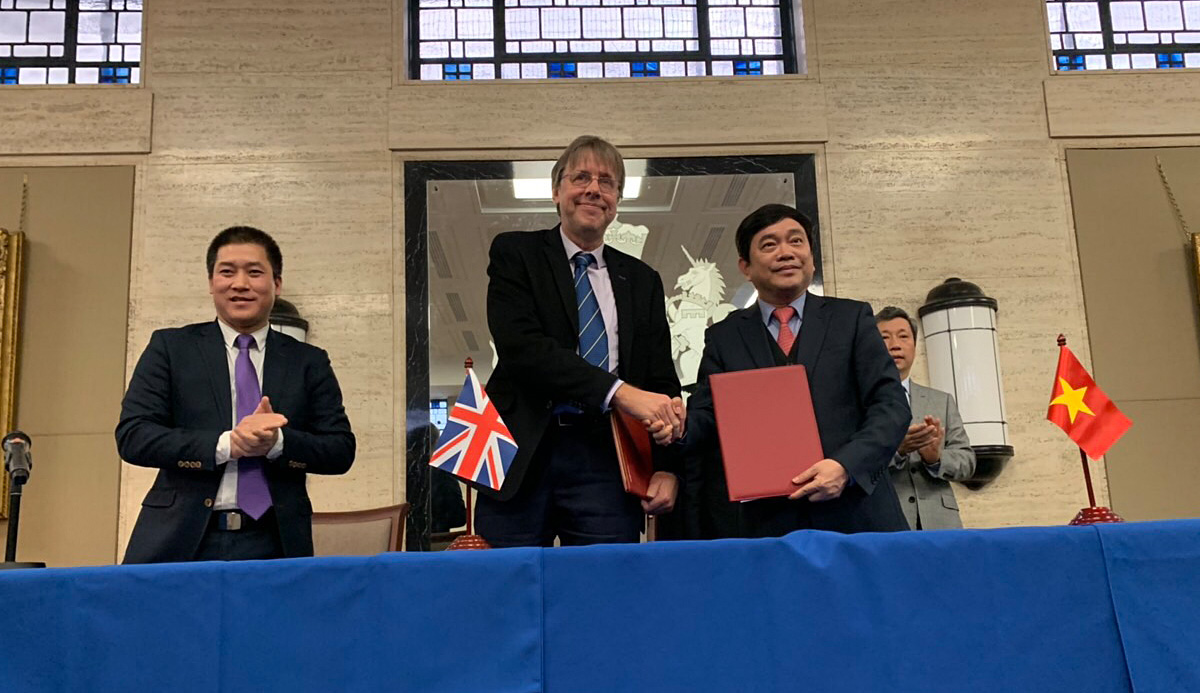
[1,468,44,569]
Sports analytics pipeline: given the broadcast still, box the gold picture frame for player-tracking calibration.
[1193,234,1200,311]
[0,230,24,519]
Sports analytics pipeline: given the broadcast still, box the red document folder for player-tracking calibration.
[709,365,824,501]
[611,408,653,499]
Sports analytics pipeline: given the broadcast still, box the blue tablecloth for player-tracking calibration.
[1,521,1196,692]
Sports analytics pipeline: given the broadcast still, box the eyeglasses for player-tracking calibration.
[562,171,620,195]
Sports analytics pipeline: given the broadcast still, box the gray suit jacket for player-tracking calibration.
[890,381,974,530]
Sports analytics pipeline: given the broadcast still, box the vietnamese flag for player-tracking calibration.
[1047,343,1132,460]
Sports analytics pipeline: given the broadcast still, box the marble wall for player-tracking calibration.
[5,0,1200,561]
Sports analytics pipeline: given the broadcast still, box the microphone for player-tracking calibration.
[3,431,31,485]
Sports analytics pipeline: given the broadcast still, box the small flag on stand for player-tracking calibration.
[430,358,517,549]
[1047,336,1132,525]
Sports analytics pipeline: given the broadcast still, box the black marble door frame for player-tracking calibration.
[404,154,819,550]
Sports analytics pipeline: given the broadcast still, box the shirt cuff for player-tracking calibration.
[602,378,624,412]
[266,429,285,460]
[216,430,233,466]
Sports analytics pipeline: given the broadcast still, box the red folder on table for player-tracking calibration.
[710,364,824,501]
[611,408,653,499]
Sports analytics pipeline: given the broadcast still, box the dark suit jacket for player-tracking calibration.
[117,321,356,563]
[484,226,680,500]
[685,293,910,537]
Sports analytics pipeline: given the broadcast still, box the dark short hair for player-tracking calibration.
[206,226,283,278]
[734,204,814,262]
[875,306,918,336]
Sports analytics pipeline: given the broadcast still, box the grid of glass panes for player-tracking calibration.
[0,0,141,85]
[411,0,797,80]
[1048,1,1200,70]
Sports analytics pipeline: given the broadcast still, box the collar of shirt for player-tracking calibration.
[901,377,911,403]
[756,293,807,328]
[560,227,607,269]
[217,319,271,352]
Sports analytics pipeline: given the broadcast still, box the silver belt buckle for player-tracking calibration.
[218,511,243,531]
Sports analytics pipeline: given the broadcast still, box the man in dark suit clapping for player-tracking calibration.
[118,226,355,563]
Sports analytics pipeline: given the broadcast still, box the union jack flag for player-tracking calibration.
[430,367,518,491]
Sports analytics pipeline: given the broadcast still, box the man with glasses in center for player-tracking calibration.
[476,135,684,547]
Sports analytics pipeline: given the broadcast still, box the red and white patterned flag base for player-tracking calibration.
[1069,506,1124,526]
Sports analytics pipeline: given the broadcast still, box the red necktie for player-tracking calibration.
[773,306,797,355]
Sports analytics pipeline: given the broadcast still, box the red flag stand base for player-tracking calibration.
[445,483,491,550]
[446,534,492,550]
[1069,506,1124,525]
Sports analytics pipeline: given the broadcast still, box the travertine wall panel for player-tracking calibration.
[824,148,1073,282]
[135,161,393,299]
[147,0,392,75]
[824,75,1050,152]
[814,0,1049,74]
[150,87,389,163]
[0,89,152,155]
[389,79,830,150]
[1045,73,1200,138]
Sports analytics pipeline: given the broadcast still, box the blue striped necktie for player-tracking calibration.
[573,252,609,371]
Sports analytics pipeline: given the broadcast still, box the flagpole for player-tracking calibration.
[1055,335,1124,525]
[1079,447,1096,508]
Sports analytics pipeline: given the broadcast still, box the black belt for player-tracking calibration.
[209,509,273,532]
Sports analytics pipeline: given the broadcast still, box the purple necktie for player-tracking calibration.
[235,333,272,519]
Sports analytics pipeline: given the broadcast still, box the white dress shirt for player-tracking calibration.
[560,229,623,408]
[213,320,284,511]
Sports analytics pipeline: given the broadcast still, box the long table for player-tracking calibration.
[2,521,1197,692]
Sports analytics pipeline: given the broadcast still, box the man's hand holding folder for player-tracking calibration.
[788,459,850,501]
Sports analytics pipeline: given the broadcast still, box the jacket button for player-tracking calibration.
[204,498,214,508]
[908,496,916,504]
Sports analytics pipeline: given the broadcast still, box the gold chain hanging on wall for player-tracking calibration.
[1155,156,1200,311]
[0,178,28,518]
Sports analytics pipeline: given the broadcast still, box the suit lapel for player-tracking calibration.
[736,307,776,369]
[908,382,925,421]
[794,292,828,372]
[262,328,290,406]
[607,251,634,375]
[198,321,233,426]
[541,227,578,334]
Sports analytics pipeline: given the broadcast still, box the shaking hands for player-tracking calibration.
[612,384,686,446]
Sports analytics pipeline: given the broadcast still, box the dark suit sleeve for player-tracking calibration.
[115,331,224,472]
[277,348,355,475]
[683,325,726,452]
[487,232,617,410]
[643,271,683,473]
[831,303,910,494]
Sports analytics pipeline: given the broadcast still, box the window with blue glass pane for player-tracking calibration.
[443,63,474,80]
[410,0,802,81]
[734,60,763,75]
[631,62,660,78]
[1056,54,1087,71]
[548,62,577,79]
[1047,1,1200,72]
[1157,52,1185,68]
[0,1,143,85]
